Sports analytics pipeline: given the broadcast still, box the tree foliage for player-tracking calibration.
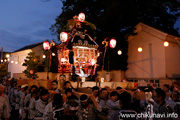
[50,0,180,71]
[23,52,42,79]
[0,64,8,79]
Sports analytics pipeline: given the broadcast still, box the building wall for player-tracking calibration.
[8,49,32,78]
[126,23,167,79]
[32,44,44,62]
[165,35,180,78]
[98,70,124,82]
[8,44,44,78]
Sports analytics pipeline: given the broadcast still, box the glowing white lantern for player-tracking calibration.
[1,59,3,62]
[109,39,116,48]
[82,77,85,82]
[15,61,18,64]
[4,59,7,62]
[60,32,68,42]
[117,50,122,55]
[138,47,143,52]
[6,54,10,58]
[43,41,50,50]
[78,13,85,22]
[11,61,14,63]
[164,41,169,47]
[30,70,33,74]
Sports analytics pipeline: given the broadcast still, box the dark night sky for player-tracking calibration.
[0,0,62,52]
[0,0,180,52]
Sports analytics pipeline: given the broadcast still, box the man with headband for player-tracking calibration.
[76,94,97,120]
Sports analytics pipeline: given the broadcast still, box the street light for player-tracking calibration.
[43,40,50,80]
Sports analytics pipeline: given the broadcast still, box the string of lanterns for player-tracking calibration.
[137,41,169,53]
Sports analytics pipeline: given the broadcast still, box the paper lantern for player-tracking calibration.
[42,55,46,58]
[117,50,122,55]
[60,32,68,42]
[109,39,116,48]
[52,53,56,56]
[78,13,85,22]
[164,41,169,47]
[6,54,10,58]
[43,41,50,50]
[30,70,33,74]
[138,47,143,52]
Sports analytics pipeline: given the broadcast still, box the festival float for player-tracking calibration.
[57,13,99,81]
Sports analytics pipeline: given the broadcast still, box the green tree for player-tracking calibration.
[23,52,42,79]
[51,0,180,71]
[0,64,8,79]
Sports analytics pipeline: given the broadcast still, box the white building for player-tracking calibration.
[8,42,44,78]
[125,23,180,86]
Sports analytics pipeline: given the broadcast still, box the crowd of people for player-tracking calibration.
[0,78,180,120]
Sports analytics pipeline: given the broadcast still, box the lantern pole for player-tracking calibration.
[43,40,50,80]
[47,52,49,80]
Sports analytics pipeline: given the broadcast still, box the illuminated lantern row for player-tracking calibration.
[138,41,169,52]
[60,32,68,42]
[43,41,50,50]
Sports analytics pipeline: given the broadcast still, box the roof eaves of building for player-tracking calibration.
[12,42,43,53]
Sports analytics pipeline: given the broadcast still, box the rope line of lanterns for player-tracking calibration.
[137,41,170,53]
